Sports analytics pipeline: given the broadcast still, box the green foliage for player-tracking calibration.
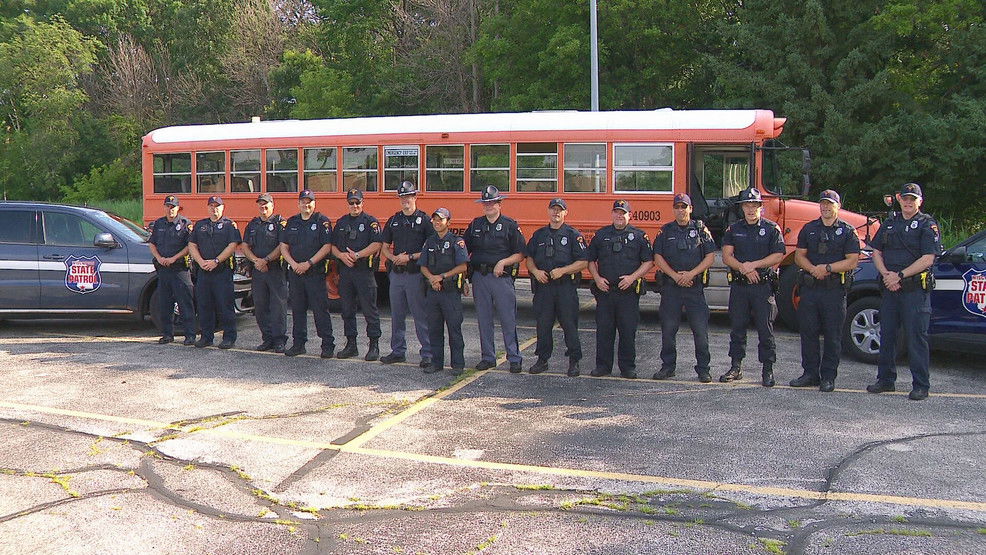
[61,158,140,205]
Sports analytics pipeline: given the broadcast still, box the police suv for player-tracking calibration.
[844,229,986,362]
[0,202,250,331]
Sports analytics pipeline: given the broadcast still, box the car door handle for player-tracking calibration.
[43,254,65,261]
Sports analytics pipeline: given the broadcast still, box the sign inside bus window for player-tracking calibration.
[385,148,419,156]
[631,210,662,222]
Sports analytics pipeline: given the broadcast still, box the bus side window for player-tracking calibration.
[153,153,192,193]
[516,142,557,192]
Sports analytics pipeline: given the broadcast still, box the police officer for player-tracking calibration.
[465,185,526,373]
[525,198,588,377]
[867,183,939,401]
[720,188,786,386]
[420,208,469,375]
[331,188,383,361]
[379,180,433,367]
[242,193,288,353]
[279,189,335,358]
[652,193,716,383]
[148,195,196,346]
[791,190,860,392]
[188,196,241,349]
[587,200,653,379]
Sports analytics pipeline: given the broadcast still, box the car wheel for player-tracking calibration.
[844,296,904,364]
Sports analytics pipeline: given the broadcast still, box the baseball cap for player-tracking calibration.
[164,195,179,207]
[256,193,273,204]
[819,189,841,205]
[673,193,692,206]
[207,195,223,206]
[298,189,316,201]
[346,188,364,202]
[737,188,763,203]
[549,198,567,210]
[613,199,631,213]
[432,207,451,220]
[900,183,923,199]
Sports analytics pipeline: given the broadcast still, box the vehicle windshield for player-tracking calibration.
[91,211,150,242]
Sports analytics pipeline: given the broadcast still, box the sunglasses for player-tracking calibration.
[348,200,362,206]
[673,204,689,209]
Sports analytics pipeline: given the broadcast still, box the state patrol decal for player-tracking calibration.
[64,255,102,294]
[961,269,986,319]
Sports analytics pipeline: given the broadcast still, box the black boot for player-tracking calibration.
[761,365,775,388]
[365,339,380,361]
[719,362,742,382]
[336,337,358,359]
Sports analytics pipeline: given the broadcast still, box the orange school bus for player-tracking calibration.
[141,109,868,325]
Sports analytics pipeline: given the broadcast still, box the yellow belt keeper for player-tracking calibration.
[920,271,928,289]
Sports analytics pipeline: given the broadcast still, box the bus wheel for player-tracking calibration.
[776,266,800,330]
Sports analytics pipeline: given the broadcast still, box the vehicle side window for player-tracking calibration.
[43,212,104,247]
[0,210,37,244]
[966,236,986,262]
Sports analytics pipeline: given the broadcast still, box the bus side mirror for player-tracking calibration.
[801,149,811,197]
[883,194,894,207]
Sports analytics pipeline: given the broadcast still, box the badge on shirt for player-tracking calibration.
[359,223,365,232]
[444,241,450,249]
[759,228,766,236]
[911,221,918,229]
[268,223,274,232]
[496,223,502,231]
[836,227,843,235]
[689,230,697,238]
[175,223,181,231]
[561,236,568,245]
[311,223,317,231]
[416,216,422,225]
[393,221,399,227]
[217,223,223,229]
[628,233,634,241]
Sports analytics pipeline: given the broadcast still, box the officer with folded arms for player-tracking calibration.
[525,198,588,377]
[791,190,860,392]
[242,193,288,353]
[420,208,469,375]
[652,193,716,383]
[867,183,939,401]
[332,188,383,361]
[587,200,652,379]
[188,196,241,349]
[720,188,785,386]
[148,195,196,346]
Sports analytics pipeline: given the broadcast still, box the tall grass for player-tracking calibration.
[84,199,143,223]
[935,215,984,250]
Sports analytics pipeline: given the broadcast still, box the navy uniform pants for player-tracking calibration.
[425,285,464,370]
[532,278,581,362]
[252,264,288,346]
[388,271,431,360]
[472,273,521,365]
[196,269,236,343]
[157,268,195,338]
[659,283,711,374]
[877,287,931,389]
[287,271,335,350]
[593,288,641,375]
[798,285,846,381]
[338,268,381,340]
[727,282,776,365]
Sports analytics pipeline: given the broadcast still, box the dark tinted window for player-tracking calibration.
[43,212,104,247]
[0,210,37,244]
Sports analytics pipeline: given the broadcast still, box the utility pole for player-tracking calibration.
[589,0,599,111]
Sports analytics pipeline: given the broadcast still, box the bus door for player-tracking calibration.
[688,144,754,311]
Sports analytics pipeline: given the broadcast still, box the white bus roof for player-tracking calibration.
[146,109,767,144]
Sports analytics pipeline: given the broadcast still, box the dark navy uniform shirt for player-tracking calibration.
[332,212,382,253]
[797,218,860,266]
[382,209,433,256]
[244,215,285,260]
[149,215,193,268]
[587,224,651,284]
[282,212,333,271]
[722,218,786,263]
[423,232,469,275]
[526,224,587,272]
[870,212,940,271]
[652,220,715,272]
[190,217,241,264]
[464,214,525,265]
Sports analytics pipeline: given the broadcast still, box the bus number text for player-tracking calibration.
[631,210,661,222]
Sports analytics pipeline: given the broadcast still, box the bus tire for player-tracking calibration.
[776,265,800,331]
[844,296,904,364]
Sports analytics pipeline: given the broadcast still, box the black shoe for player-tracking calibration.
[789,374,821,388]
[284,344,306,357]
[158,336,174,345]
[255,340,274,352]
[567,360,580,377]
[652,367,675,380]
[336,339,358,359]
[697,370,712,383]
[528,360,549,374]
[194,339,212,348]
[182,336,196,346]
[381,353,406,364]
[423,365,443,374]
[218,340,235,350]
[320,348,334,359]
[475,360,496,371]
[451,367,464,376]
[866,381,895,394]
[819,380,835,392]
[621,371,638,379]
[365,339,380,361]
[761,366,775,388]
[419,359,432,369]
[272,343,286,354]
[908,387,929,401]
[509,362,522,374]
[720,365,742,382]
[590,368,611,377]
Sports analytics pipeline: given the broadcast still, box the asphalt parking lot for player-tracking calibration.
[2,286,985,554]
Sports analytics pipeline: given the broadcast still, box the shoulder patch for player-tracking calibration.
[370,221,379,231]
[280,220,288,228]
[323,221,331,229]
[231,221,238,229]
[457,239,466,248]
[187,224,194,232]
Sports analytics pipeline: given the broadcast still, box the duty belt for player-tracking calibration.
[799,270,849,289]
[389,261,420,274]
[887,271,934,293]
[470,263,518,278]
[728,268,777,286]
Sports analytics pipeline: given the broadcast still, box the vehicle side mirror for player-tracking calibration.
[94,233,119,249]
[942,245,967,264]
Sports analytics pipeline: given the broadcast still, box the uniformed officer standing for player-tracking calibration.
[587,200,653,379]
[720,188,786,386]
[525,198,588,377]
[652,193,716,383]
[279,189,336,358]
[465,186,526,373]
[420,208,469,375]
[331,189,383,361]
[791,190,860,392]
[148,195,196,346]
[242,193,288,353]
[188,196,241,349]
[379,180,433,367]
[867,183,939,401]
